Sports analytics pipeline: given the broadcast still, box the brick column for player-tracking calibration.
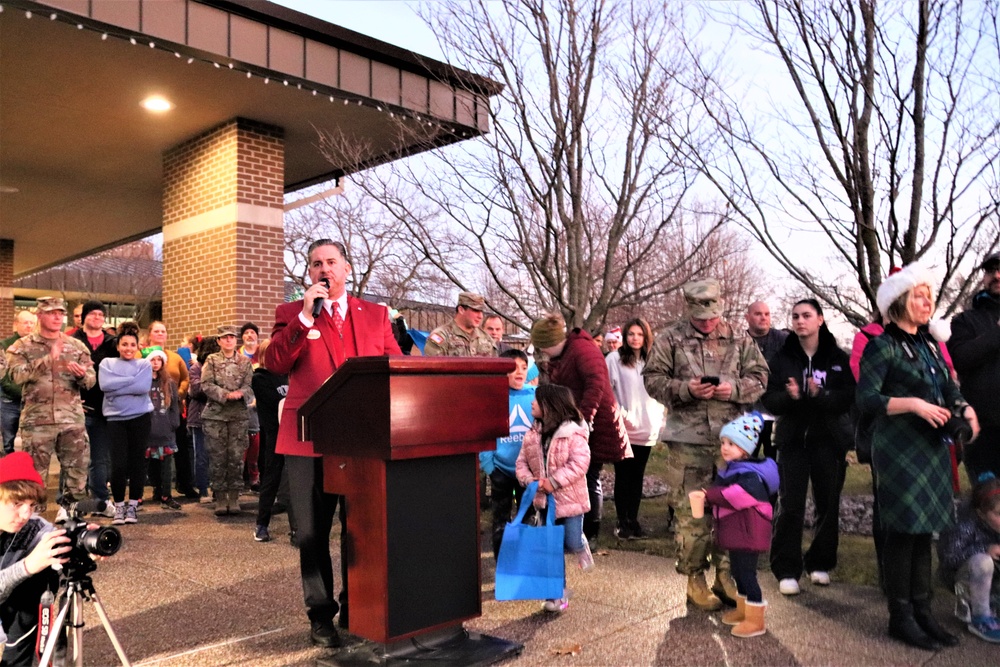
[0,239,14,335]
[161,119,285,346]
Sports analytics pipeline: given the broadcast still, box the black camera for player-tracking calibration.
[60,512,122,577]
[940,413,973,446]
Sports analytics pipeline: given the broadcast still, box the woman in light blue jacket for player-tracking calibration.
[99,322,153,525]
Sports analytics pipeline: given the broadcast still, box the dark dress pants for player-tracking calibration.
[255,425,284,527]
[285,455,347,622]
[173,416,195,494]
[771,443,847,579]
[964,422,1000,483]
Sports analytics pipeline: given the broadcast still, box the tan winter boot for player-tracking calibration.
[687,572,723,611]
[712,568,740,607]
[732,601,766,638]
[227,489,242,515]
[721,595,746,626]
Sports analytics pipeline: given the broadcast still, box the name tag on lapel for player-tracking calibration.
[307,329,322,340]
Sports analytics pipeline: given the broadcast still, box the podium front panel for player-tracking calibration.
[385,454,481,638]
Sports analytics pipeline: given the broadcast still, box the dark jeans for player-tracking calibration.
[729,549,762,603]
[488,468,525,560]
[173,416,195,493]
[613,445,652,525]
[108,414,151,502]
[583,459,604,541]
[256,426,284,527]
[285,455,347,622]
[0,395,21,455]
[190,426,211,496]
[85,413,110,502]
[771,443,846,580]
[756,419,776,460]
[151,454,174,499]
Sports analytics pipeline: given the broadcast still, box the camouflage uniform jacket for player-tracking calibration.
[642,320,768,446]
[423,320,497,357]
[200,352,254,421]
[4,333,95,426]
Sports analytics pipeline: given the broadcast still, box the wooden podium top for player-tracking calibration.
[299,355,515,460]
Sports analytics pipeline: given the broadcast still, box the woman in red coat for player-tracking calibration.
[531,313,630,545]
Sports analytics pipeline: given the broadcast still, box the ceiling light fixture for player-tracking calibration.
[141,95,173,113]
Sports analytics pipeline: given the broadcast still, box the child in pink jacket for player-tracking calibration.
[516,384,593,613]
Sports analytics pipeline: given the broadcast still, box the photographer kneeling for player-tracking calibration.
[0,452,71,666]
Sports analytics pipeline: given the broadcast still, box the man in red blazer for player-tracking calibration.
[269,239,401,648]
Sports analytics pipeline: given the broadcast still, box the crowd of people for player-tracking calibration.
[1,242,1000,658]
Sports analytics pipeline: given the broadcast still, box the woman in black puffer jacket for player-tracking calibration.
[762,299,855,595]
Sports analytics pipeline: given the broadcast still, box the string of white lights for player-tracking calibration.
[0,0,473,138]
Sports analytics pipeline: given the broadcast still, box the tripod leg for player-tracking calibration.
[89,592,132,667]
[70,586,87,667]
[38,591,72,667]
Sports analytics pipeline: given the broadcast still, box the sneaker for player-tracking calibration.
[160,497,182,510]
[577,541,595,572]
[124,504,138,524]
[112,503,126,525]
[542,589,570,613]
[778,578,800,595]
[199,495,213,504]
[629,519,648,540]
[809,571,831,586]
[254,525,272,542]
[968,615,1000,643]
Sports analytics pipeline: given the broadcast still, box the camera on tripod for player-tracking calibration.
[58,506,122,578]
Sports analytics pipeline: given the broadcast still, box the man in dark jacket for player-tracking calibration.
[746,301,788,459]
[72,301,118,516]
[530,313,629,547]
[949,252,1000,480]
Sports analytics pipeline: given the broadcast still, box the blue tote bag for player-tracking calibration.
[495,481,565,601]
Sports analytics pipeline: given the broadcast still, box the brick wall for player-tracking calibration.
[0,239,13,334]
[162,119,285,346]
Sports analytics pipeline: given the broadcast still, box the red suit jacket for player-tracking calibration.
[269,296,402,457]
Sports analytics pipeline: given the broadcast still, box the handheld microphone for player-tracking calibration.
[312,278,330,319]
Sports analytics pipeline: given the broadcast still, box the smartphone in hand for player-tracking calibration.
[700,376,720,386]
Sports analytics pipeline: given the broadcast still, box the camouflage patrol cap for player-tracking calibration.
[683,279,724,319]
[36,297,67,313]
[457,292,486,311]
[217,325,239,338]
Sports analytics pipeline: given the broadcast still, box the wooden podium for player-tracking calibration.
[299,356,520,661]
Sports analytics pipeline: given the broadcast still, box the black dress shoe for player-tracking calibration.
[310,619,341,648]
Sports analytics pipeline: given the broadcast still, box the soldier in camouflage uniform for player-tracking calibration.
[201,325,254,516]
[643,279,769,611]
[423,292,497,357]
[4,298,95,514]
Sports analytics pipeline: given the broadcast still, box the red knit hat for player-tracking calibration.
[0,452,44,487]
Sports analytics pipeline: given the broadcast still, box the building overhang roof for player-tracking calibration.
[0,0,500,277]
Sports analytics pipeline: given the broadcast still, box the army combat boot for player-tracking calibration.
[712,568,740,607]
[687,572,723,611]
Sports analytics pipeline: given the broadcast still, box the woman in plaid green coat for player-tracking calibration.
[857,264,980,651]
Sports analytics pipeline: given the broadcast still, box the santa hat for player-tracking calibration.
[0,452,44,487]
[876,263,951,341]
[604,327,622,344]
[146,349,169,366]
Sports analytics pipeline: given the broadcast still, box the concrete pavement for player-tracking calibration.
[54,497,997,666]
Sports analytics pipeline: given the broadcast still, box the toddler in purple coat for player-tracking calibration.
[689,412,779,638]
